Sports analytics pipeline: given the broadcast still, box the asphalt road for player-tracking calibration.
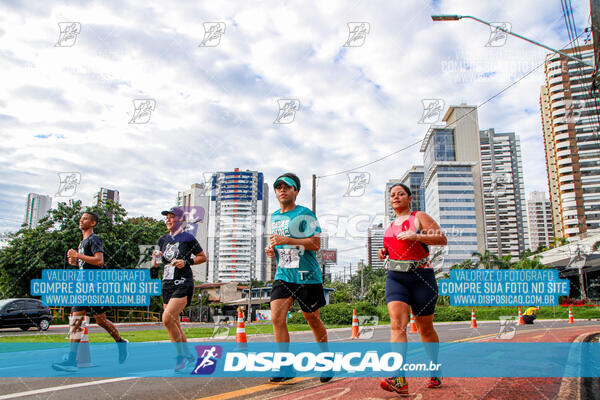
[1,319,599,400]
[0,322,213,336]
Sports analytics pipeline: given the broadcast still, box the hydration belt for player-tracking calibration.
[385,258,429,272]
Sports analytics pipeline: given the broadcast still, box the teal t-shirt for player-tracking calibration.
[271,205,322,284]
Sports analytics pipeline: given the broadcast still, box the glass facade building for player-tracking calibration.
[207,169,269,282]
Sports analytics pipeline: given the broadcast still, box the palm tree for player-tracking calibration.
[550,237,569,249]
[472,250,496,269]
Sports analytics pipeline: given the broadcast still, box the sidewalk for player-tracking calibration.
[267,326,600,400]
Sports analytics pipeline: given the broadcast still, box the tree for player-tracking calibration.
[512,252,550,269]
[0,200,167,303]
[550,237,569,249]
[328,280,352,304]
[363,280,386,306]
[472,250,496,269]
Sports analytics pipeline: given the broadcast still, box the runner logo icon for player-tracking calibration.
[191,345,222,375]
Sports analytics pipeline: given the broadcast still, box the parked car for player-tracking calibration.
[0,298,53,331]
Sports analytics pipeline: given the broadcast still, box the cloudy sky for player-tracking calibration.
[0,0,592,271]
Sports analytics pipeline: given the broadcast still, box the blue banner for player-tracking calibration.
[0,342,598,378]
[30,269,161,306]
[438,269,570,306]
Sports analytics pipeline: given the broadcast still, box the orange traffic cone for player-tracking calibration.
[568,307,574,324]
[518,307,525,325]
[470,307,478,329]
[77,316,93,368]
[409,311,418,333]
[236,308,247,347]
[350,309,360,339]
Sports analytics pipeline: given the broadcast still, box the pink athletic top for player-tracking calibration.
[383,211,430,268]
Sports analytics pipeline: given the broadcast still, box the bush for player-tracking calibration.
[433,307,470,322]
[319,303,353,325]
[353,301,378,318]
[287,312,307,324]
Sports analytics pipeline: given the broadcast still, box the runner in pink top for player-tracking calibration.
[379,183,447,395]
[383,210,430,264]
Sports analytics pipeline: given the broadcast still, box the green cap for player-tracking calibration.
[273,176,298,190]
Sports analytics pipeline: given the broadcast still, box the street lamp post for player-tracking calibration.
[431,14,594,67]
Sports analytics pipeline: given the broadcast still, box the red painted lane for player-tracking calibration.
[272,325,600,400]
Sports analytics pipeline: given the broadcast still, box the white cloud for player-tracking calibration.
[0,0,593,270]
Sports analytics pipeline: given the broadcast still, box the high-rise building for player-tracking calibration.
[207,169,268,283]
[97,188,119,206]
[421,105,487,272]
[317,229,334,279]
[320,229,329,250]
[24,193,52,228]
[400,166,426,212]
[367,223,385,269]
[527,191,553,251]
[479,129,529,258]
[176,183,210,281]
[540,84,564,240]
[540,43,600,237]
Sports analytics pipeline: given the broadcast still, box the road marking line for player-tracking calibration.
[194,333,499,400]
[196,378,311,400]
[0,377,135,400]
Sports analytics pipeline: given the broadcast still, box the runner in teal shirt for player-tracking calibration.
[265,173,331,384]
[271,205,322,284]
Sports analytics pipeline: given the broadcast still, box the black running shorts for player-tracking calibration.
[162,284,194,307]
[270,279,326,313]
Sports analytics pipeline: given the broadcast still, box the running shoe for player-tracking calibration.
[51,359,78,372]
[269,376,295,383]
[174,355,190,372]
[269,367,295,384]
[185,353,195,365]
[320,371,334,383]
[118,339,129,364]
[380,376,408,395]
[428,377,442,388]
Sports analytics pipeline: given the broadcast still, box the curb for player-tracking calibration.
[556,331,600,400]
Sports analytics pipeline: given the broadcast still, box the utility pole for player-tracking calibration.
[590,0,600,68]
[312,174,316,214]
[247,266,252,323]
[360,259,365,297]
